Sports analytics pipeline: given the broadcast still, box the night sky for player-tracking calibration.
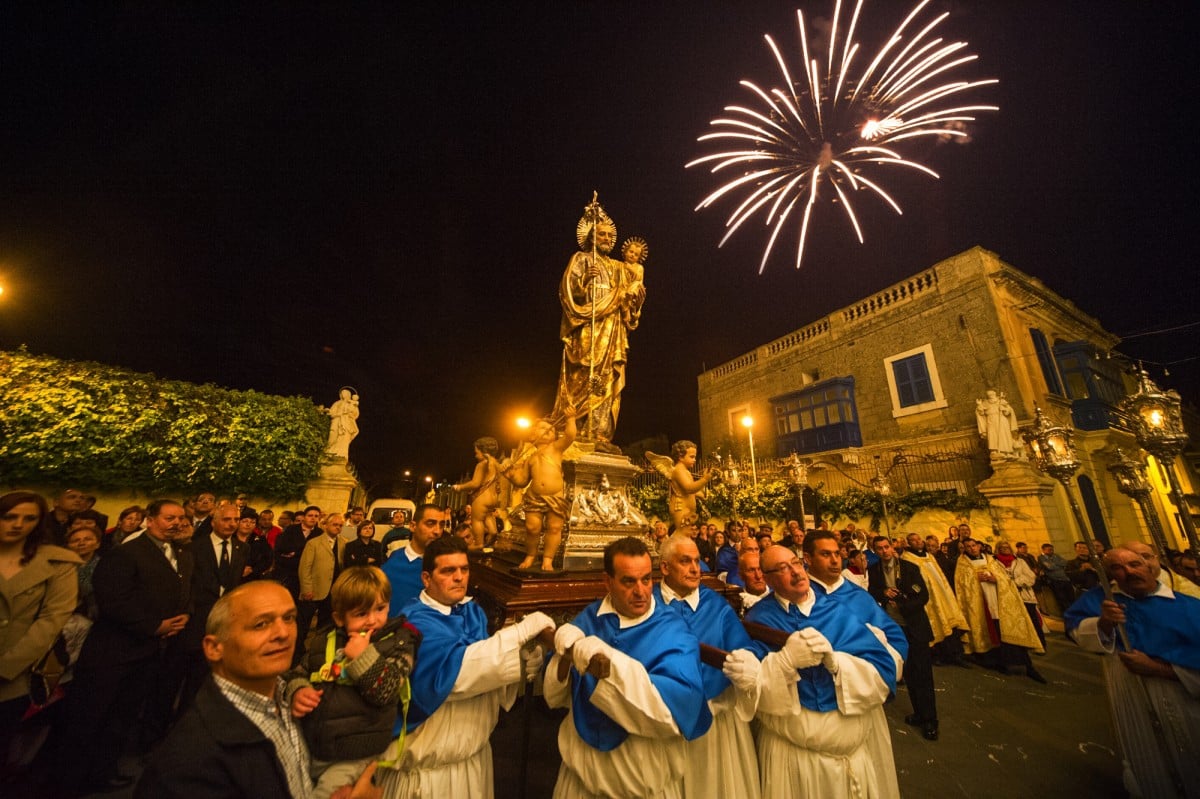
[1,1,1194,492]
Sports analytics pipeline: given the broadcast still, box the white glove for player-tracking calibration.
[554,623,586,656]
[572,635,609,674]
[722,649,761,693]
[781,630,825,670]
[797,627,832,655]
[515,611,556,645]
[821,649,839,674]
[520,642,545,680]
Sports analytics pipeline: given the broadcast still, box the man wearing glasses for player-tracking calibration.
[744,545,905,799]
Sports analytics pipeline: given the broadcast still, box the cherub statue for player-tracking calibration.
[646,440,718,530]
[619,237,647,328]
[452,436,502,550]
[501,405,578,573]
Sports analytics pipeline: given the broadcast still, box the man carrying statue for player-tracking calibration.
[554,194,646,448]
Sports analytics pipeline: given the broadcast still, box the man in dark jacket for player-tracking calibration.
[868,535,939,740]
[136,580,381,799]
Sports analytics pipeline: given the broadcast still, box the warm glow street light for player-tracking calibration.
[1107,448,1171,560]
[741,415,758,489]
[515,417,531,430]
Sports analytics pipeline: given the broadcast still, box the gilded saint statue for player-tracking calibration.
[553,194,646,448]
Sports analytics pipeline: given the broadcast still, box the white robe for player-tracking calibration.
[754,593,902,799]
[545,600,689,799]
[682,685,760,799]
[378,622,521,798]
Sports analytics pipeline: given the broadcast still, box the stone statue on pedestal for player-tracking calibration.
[325,387,360,460]
[976,389,1019,461]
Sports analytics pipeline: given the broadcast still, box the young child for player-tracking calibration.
[286,566,420,799]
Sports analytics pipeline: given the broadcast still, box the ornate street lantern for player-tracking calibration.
[1107,448,1171,560]
[871,460,892,537]
[785,454,810,528]
[1022,406,1128,646]
[1120,364,1199,556]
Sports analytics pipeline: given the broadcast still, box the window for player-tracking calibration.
[770,377,861,456]
[1030,328,1065,396]
[883,344,948,418]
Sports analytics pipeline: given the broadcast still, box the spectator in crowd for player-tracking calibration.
[714,529,738,579]
[655,534,760,799]
[382,504,449,616]
[869,536,938,740]
[694,522,715,571]
[107,504,146,549]
[192,491,217,539]
[1066,540,1101,596]
[277,509,295,532]
[379,535,549,797]
[44,488,87,547]
[256,508,283,548]
[649,520,669,554]
[1172,551,1200,586]
[345,520,385,567]
[785,522,805,556]
[0,491,81,779]
[1014,541,1038,572]
[65,525,102,621]
[1065,545,1200,799]
[80,495,108,532]
[955,538,1046,683]
[1123,541,1200,600]
[726,537,761,589]
[237,507,274,580]
[136,581,382,799]
[61,499,192,793]
[1037,542,1076,615]
[995,541,1045,650]
[298,513,348,657]
[546,536,710,798]
[738,550,771,610]
[173,514,196,546]
[841,548,869,589]
[380,510,411,555]
[275,505,323,603]
[341,506,367,544]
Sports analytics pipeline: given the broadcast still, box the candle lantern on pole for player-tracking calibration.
[1107,447,1172,560]
[1120,364,1199,557]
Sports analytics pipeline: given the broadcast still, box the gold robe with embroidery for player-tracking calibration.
[954,553,1043,654]
[902,551,968,643]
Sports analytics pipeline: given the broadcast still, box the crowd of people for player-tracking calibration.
[2,487,1198,798]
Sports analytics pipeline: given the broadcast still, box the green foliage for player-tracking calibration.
[704,478,794,522]
[816,486,989,532]
[630,480,669,522]
[0,349,328,499]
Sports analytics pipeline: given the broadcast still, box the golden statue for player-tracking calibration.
[501,406,578,573]
[647,440,717,529]
[554,194,646,448]
[452,436,502,550]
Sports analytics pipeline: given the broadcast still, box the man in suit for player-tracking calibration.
[297,511,346,652]
[60,499,195,793]
[191,490,217,540]
[175,501,246,712]
[868,535,939,740]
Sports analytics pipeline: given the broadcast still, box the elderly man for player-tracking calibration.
[955,537,1045,682]
[726,536,760,589]
[380,535,550,797]
[869,536,939,740]
[1123,541,1200,600]
[137,581,380,798]
[655,535,760,799]
[902,531,970,667]
[546,536,711,798]
[382,503,449,614]
[1065,545,1200,799]
[738,550,771,610]
[745,545,904,798]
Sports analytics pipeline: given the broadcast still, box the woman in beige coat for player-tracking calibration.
[0,491,81,775]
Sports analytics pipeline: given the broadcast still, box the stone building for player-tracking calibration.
[697,246,1196,552]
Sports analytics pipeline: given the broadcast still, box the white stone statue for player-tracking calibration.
[326,387,360,460]
[976,389,1018,460]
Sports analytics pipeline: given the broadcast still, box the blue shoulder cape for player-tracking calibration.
[567,598,712,751]
[1065,586,1200,670]
[654,584,753,701]
[382,550,424,618]
[397,598,489,733]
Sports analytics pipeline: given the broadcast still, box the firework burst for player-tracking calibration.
[687,0,998,272]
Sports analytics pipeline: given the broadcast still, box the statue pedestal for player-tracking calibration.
[976,458,1063,547]
[306,460,358,516]
[494,451,649,571]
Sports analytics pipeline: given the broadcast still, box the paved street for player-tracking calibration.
[492,629,1126,799]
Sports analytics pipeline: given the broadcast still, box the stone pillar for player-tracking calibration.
[306,460,358,517]
[976,459,1064,549]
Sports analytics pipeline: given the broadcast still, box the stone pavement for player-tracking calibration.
[72,629,1124,798]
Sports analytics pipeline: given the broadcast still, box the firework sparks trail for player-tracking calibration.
[687,0,998,273]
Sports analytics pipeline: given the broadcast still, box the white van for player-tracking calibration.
[366,498,416,529]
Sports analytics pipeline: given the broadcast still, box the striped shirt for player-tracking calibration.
[213,674,313,799]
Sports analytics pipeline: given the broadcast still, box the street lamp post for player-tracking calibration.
[1120,364,1200,557]
[1107,447,1172,560]
[786,453,809,528]
[741,415,758,489]
[1022,406,1128,646]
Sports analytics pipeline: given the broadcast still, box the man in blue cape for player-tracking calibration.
[377,535,550,798]
[1065,544,1200,799]
[380,504,447,616]
[745,543,904,799]
[545,536,710,798]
